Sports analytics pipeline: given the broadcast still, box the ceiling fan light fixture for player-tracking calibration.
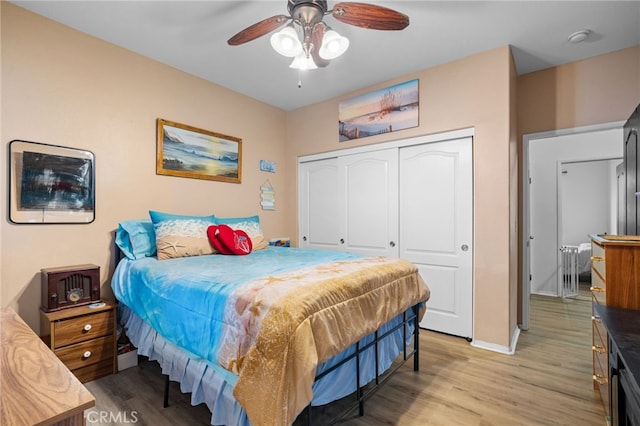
[290,53,318,70]
[270,25,302,57]
[319,29,349,60]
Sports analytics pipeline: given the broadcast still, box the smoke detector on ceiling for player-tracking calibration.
[568,29,591,44]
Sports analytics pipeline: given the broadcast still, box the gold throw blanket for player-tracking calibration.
[225,256,430,426]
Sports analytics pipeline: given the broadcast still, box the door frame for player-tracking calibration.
[521,121,625,330]
[298,128,475,163]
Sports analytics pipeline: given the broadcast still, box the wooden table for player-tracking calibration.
[1,306,95,426]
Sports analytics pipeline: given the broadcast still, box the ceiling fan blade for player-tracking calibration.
[227,15,290,46]
[311,23,330,68]
[331,2,409,30]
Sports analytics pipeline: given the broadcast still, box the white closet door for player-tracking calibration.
[298,158,341,250]
[399,137,473,339]
[339,149,399,257]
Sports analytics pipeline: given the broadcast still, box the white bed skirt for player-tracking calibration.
[119,305,414,426]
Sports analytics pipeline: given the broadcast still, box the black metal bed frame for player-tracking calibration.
[302,303,421,425]
[162,303,421,425]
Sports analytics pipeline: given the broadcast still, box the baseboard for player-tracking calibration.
[471,326,520,355]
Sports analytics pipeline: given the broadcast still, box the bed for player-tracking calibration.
[111,214,430,425]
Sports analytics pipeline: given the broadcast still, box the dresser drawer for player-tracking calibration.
[590,272,606,304]
[591,241,606,280]
[592,316,607,350]
[55,335,114,371]
[593,348,609,411]
[53,310,114,348]
[592,334,608,370]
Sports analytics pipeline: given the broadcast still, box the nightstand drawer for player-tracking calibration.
[73,359,114,384]
[53,310,114,348]
[55,335,114,371]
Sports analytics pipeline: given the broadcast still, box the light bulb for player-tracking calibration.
[290,53,317,70]
[319,30,349,60]
[270,26,302,57]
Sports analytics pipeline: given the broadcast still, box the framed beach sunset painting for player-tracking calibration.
[156,119,242,183]
[338,79,419,142]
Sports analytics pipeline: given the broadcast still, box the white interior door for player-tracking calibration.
[339,149,399,257]
[399,137,473,339]
[298,157,341,250]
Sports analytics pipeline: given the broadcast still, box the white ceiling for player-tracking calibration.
[11,1,640,111]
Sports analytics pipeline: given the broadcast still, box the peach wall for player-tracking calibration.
[518,46,640,135]
[509,53,519,342]
[0,3,288,332]
[285,47,516,349]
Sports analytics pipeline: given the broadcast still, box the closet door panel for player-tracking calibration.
[400,137,473,339]
[299,158,341,249]
[339,149,399,257]
[400,150,457,255]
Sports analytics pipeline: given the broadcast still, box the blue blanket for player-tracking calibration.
[112,247,362,368]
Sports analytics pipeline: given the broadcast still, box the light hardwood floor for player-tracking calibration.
[84,295,606,425]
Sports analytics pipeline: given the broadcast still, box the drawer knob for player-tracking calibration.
[590,286,604,292]
[592,374,607,385]
[590,256,604,262]
[83,350,92,358]
[592,345,606,354]
[83,324,92,332]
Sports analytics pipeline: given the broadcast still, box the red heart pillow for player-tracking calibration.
[207,225,232,254]
[207,224,253,255]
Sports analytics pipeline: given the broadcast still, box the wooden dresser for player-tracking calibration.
[40,300,118,383]
[590,234,640,420]
[1,306,95,425]
[593,304,640,426]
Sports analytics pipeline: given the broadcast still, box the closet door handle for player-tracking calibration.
[340,238,345,244]
[389,241,396,247]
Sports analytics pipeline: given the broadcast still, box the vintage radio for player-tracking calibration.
[41,264,101,312]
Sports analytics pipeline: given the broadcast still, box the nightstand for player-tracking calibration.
[40,300,117,383]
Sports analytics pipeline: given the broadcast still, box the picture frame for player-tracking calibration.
[156,118,242,183]
[339,79,419,142]
[9,140,95,224]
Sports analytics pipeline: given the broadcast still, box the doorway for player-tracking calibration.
[558,159,621,299]
[521,122,624,329]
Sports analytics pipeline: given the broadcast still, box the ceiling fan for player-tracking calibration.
[227,1,409,70]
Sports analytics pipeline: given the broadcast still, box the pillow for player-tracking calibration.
[115,220,156,260]
[207,224,253,255]
[214,215,268,250]
[149,210,216,260]
[207,225,232,255]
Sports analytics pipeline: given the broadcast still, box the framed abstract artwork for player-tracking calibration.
[156,118,242,183]
[9,140,95,224]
